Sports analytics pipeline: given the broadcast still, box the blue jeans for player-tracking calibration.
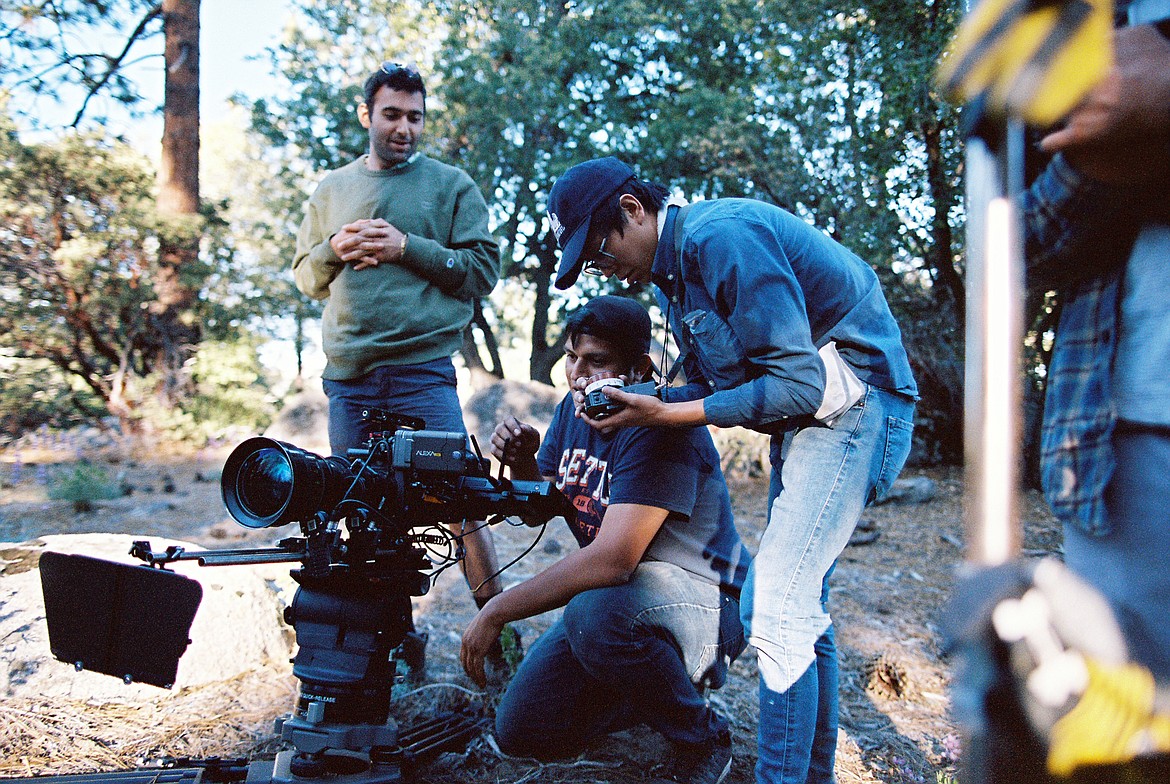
[322,357,466,456]
[494,561,745,759]
[1063,421,1170,681]
[743,385,914,784]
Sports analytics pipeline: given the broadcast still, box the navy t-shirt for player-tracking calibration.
[536,396,750,591]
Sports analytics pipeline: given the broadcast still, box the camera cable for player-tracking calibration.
[468,516,551,595]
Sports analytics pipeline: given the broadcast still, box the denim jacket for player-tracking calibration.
[650,199,918,432]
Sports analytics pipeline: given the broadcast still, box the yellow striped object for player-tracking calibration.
[1048,658,1170,776]
[937,0,1114,126]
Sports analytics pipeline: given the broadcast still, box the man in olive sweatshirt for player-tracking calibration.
[293,62,503,608]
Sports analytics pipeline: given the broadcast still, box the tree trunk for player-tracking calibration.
[152,0,202,405]
[294,297,308,391]
[923,117,964,323]
[460,299,505,390]
[528,234,560,386]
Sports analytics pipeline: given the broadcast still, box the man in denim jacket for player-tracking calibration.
[546,157,918,784]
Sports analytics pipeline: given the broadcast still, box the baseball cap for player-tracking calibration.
[547,157,636,290]
[567,295,652,356]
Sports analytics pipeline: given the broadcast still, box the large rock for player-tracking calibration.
[261,379,567,461]
[264,384,331,456]
[709,426,771,480]
[462,379,564,450]
[875,476,938,505]
[0,534,294,702]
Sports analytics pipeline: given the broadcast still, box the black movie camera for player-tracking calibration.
[32,410,566,784]
[582,378,661,420]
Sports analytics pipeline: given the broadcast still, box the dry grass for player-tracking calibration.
[0,669,295,777]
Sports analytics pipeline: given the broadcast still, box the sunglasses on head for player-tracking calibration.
[380,61,421,78]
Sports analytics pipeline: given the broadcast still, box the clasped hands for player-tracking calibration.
[329,218,407,271]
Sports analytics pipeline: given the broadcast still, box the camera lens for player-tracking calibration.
[235,448,294,521]
[222,437,368,528]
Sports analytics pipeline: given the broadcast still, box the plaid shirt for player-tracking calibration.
[1021,155,1144,534]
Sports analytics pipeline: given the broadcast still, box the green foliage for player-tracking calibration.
[46,462,122,513]
[200,115,326,362]
[757,1,966,460]
[252,0,968,459]
[436,0,802,375]
[0,355,106,439]
[118,341,277,446]
[188,340,277,437]
[0,120,284,441]
[0,0,163,134]
[0,128,161,409]
[432,0,966,439]
[497,623,525,676]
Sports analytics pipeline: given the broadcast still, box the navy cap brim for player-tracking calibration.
[554,213,592,290]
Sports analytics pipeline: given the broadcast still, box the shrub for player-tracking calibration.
[46,462,122,512]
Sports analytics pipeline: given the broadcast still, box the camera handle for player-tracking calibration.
[302,514,334,578]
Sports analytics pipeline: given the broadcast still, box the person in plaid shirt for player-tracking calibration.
[1020,21,1170,679]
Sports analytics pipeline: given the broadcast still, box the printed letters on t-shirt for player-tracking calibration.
[555,446,609,544]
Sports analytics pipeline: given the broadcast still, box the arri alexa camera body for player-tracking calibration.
[33,409,568,784]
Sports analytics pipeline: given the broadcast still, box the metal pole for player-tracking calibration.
[962,127,1025,567]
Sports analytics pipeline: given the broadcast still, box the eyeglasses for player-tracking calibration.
[582,237,618,276]
[380,61,421,79]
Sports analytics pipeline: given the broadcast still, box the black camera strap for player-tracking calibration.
[658,299,693,388]
[654,204,693,389]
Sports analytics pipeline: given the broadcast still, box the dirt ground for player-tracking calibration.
[0,434,1063,783]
